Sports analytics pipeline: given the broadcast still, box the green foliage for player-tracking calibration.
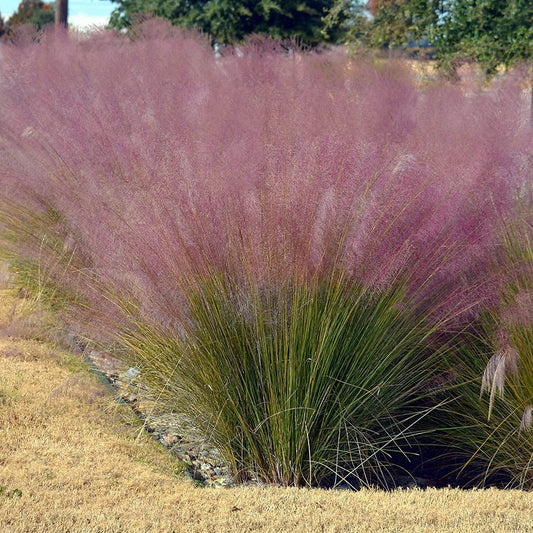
[324,0,437,52]
[331,0,532,74]
[326,0,437,51]
[109,0,342,44]
[119,274,445,488]
[0,12,6,38]
[435,0,532,74]
[7,0,55,30]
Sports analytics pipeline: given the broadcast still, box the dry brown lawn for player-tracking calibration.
[0,286,532,532]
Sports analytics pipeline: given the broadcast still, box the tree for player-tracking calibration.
[434,0,532,75]
[324,0,437,52]
[7,0,55,30]
[109,0,344,45]
[437,0,533,123]
[328,1,532,74]
[0,12,6,38]
[55,0,68,28]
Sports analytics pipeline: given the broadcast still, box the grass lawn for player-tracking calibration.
[1,286,533,532]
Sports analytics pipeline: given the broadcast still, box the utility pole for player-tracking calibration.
[55,0,68,28]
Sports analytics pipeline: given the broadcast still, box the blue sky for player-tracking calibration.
[1,0,116,29]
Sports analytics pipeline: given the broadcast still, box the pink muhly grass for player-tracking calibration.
[440,208,533,488]
[0,20,530,334]
[0,20,532,486]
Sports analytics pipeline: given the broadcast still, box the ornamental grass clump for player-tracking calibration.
[120,274,446,487]
[0,21,531,487]
[438,212,533,489]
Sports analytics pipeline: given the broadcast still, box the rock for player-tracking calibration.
[77,342,236,488]
[162,434,179,446]
[126,367,140,380]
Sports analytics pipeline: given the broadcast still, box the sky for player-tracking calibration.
[1,0,116,29]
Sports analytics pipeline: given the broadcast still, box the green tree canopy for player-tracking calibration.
[327,0,532,74]
[7,0,55,30]
[435,0,533,74]
[109,0,344,45]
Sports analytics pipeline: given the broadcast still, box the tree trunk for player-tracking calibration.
[55,0,68,28]
[530,61,533,126]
